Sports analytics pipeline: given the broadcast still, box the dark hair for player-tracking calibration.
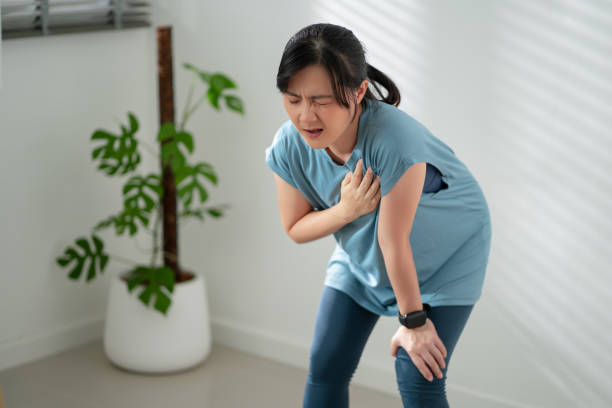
[276,23,401,122]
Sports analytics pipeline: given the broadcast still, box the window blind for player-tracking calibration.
[1,0,151,39]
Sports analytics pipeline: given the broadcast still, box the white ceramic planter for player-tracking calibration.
[103,271,212,373]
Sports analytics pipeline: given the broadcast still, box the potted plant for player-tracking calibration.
[55,26,245,373]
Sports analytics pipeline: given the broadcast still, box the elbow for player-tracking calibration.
[289,234,303,244]
[287,226,305,244]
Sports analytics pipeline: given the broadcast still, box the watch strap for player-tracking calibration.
[398,303,431,329]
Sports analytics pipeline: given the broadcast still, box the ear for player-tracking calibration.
[356,79,369,104]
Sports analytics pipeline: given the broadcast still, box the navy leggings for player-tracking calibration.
[303,286,474,407]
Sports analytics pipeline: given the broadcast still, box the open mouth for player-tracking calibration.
[304,128,323,137]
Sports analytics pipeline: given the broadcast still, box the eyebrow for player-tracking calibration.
[285,90,333,100]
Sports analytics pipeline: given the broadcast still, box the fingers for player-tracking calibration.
[410,354,435,382]
[350,158,363,188]
[435,337,448,360]
[423,348,445,380]
[422,352,442,381]
[431,346,446,373]
[342,171,352,186]
[364,174,381,199]
[357,166,373,194]
[390,340,398,357]
[412,349,444,382]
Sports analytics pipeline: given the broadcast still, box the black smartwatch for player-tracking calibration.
[398,303,431,329]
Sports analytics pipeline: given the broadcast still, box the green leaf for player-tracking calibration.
[122,174,161,214]
[183,63,211,83]
[154,292,171,315]
[56,256,71,267]
[56,235,109,281]
[156,266,175,293]
[175,162,218,210]
[207,87,221,110]
[224,95,244,115]
[196,162,217,184]
[91,146,105,160]
[180,207,205,220]
[179,203,230,221]
[207,208,223,218]
[125,266,176,315]
[157,122,176,142]
[183,62,197,72]
[139,287,153,304]
[100,254,110,271]
[128,112,139,133]
[209,73,237,92]
[103,201,154,237]
[68,260,84,280]
[157,124,193,174]
[175,131,194,154]
[126,267,149,291]
[90,113,141,176]
[93,215,116,231]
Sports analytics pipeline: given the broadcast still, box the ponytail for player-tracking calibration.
[364,64,400,107]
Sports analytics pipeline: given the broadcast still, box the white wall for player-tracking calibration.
[1,1,611,407]
[0,25,159,361]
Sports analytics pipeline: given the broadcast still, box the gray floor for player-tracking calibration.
[0,340,401,407]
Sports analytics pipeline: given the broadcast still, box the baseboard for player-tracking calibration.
[211,316,535,407]
[0,315,533,407]
[0,315,105,372]
[210,315,399,393]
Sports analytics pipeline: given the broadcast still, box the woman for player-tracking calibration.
[265,23,491,408]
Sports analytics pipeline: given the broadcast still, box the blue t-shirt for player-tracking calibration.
[265,99,492,316]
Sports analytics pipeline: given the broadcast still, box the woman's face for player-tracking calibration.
[282,64,366,150]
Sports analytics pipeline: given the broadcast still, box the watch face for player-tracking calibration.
[399,311,427,328]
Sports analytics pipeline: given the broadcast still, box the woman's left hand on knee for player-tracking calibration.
[389,318,448,382]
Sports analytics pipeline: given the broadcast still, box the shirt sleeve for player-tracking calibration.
[265,127,298,189]
[372,125,427,197]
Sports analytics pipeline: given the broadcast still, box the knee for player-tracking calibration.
[308,344,354,385]
[394,347,449,407]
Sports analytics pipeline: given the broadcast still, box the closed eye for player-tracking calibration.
[288,100,330,106]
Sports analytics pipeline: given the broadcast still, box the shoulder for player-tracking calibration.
[265,120,303,188]
[270,119,300,148]
[266,120,300,160]
[368,101,425,134]
[364,102,428,161]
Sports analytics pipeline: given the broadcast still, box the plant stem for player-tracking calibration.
[106,252,142,267]
[140,140,159,158]
[105,249,177,270]
[150,204,162,267]
[182,93,207,129]
[179,75,197,132]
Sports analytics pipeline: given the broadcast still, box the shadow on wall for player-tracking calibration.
[314,0,612,407]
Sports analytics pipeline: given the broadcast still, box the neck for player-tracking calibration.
[326,103,363,161]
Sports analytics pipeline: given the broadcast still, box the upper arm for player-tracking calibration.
[265,130,311,236]
[272,173,312,237]
[377,161,426,247]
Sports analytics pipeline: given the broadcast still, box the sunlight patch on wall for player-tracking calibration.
[312,1,612,405]
[487,0,612,406]
[312,0,431,114]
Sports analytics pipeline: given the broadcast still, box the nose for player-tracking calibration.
[298,101,317,123]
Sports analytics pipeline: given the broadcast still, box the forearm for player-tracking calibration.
[379,237,423,315]
[289,204,353,244]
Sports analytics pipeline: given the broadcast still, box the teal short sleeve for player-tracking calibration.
[373,128,426,197]
[378,156,416,197]
[265,131,298,189]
